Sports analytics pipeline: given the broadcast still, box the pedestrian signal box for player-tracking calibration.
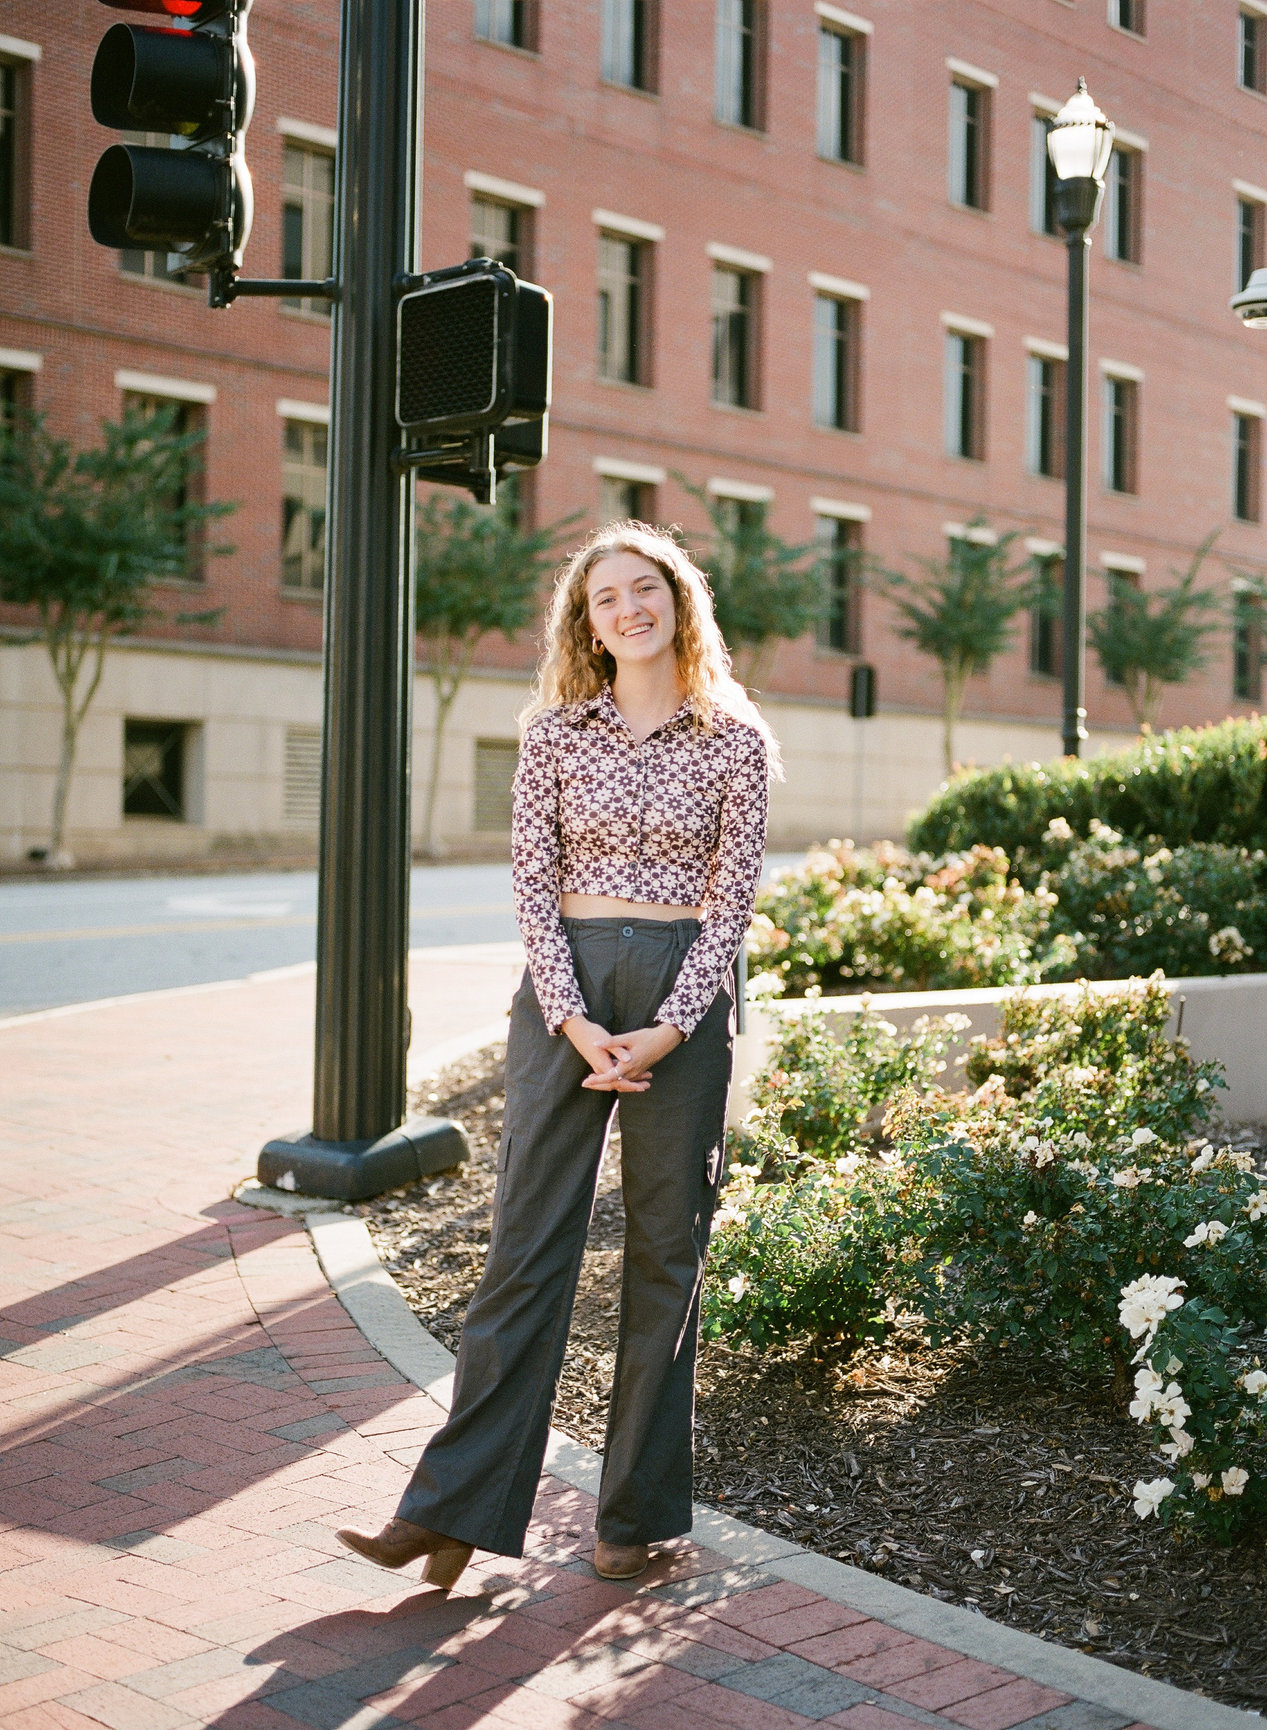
[395,258,552,503]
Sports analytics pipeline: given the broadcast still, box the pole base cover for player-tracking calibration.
[257,1115,470,1201]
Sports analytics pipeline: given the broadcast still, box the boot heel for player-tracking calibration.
[422,1542,473,1590]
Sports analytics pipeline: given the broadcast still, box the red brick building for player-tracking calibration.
[3,0,1267,860]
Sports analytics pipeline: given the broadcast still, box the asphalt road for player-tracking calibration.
[0,855,802,1016]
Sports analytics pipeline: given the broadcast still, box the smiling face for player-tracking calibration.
[585,552,678,670]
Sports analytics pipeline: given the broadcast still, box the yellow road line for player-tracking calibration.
[0,902,515,945]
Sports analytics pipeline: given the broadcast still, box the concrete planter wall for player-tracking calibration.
[730,972,1267,1130]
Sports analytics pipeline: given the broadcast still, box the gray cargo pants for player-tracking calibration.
[396,916,733,1556]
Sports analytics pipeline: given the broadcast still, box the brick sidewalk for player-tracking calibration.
[0,966,1199,1729]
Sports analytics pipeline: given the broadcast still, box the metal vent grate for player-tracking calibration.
[473,738,518,832]
[398,276,500,427]
[283,726,322,826]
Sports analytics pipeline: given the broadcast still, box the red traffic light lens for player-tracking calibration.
[160,1,203,13]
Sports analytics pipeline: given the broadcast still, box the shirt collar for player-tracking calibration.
[567,683,695,738]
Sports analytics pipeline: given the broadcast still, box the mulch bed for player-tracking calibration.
[358,1044,1267,1715]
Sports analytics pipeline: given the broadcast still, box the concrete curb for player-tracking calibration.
[301,1210,1260,1730]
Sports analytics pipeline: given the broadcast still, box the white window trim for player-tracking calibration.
[0,34,41,63]
[942,311,994,339]
[1100,358,1144,382]
[1026,537,1063,558]
[811,496,871,522]
[943,521,999,545]
[1230,394,1267,418]
[814,3,873,35]
[809,270,870,301]
[1234,177,1267,204]
[0,346,41,373]
[1243,0,1267,19]
[946,56,998,90]
[1102,552,1147,574]
[1029,91,1061,117]
[592,209,664,243]
[116,369,216,405]
[277,397,330,425]
[593,456,666,485]
[277,117,337,151]
[1025,336,1069,361]
[707,242,772,274]
[1114,127,1148,153]
[708,477,774,503]
[464,170,545,208]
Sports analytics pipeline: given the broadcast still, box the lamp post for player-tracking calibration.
[1048,78,1115,759]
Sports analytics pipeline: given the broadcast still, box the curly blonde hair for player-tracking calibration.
[520,520,782,775]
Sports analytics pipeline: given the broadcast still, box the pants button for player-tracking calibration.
[621,925,634,937]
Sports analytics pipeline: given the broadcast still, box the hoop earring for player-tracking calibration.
[591,635,603,656]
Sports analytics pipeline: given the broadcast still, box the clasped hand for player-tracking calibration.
[561,1015,683,1091]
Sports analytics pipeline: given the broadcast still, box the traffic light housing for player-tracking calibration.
[395,258,552,503]
[88,0,254,281]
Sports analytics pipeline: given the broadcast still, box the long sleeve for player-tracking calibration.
[511,719,589,1035]
[656,724,769,1038]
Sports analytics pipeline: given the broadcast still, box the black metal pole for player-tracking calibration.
[1061,222,1089,758]
[258,0,471,1198]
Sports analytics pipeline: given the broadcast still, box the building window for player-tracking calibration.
[1029,557,1064,677]
[123,392,206,580]
[599,474,654,523]
[470,195,527,276]
[944,331,986,459]
[715,0,764,130]
[1104,569,1140,683]
[812,293,861,432]
[1111,0,1146,34]
[949,80,989,210]
[1234,412,1262,522]
[601,0,656,91]
[816,26,864,165]
[712,266,756,408]
[283,726,323,827]
[1102,375,1139,493]
[815,515,862,654]
[474,739,520,832]
[1234,592,1264,700]
[474,0,536,51]
[123,720,188,820]
[282,144,335,316]
[597,233,647,384]
[1030,113,1059,236]
[1026,354,1066,478]
[0,367,32,430]
[1238,196,1264,291]
[1242,10,1267,92]
[0,56,31,250]
[1104,147,1143,263]
[282,419,328,592]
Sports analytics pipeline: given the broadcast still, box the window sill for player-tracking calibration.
[0,243,33,262]
[812,421,863,439]
[815,152,866,173]
[714,117,768,140]
[711,399,765,417]
[1105,254,1144,271]
[598,78,659,101]
[124,814,193,826]
[473,34,539,59]
[118,271,205,297]
[1239,82,1267,102]
[281,585,325,603]
[1107,21,1147,40]
[944,451,987,464]
[1102,488,1141,500]
[596,374,654,393]
[947,200,992,218]
[280,303,334,323]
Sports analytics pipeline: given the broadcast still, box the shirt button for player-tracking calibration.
[621,925,634,938]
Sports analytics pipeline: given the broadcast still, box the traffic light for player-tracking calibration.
[88,0,254,284]
[395,258,552,503]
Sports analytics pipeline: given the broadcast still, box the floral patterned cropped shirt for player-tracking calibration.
[511,684,770,1038]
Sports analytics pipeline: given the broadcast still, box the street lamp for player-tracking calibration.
[1048,78,1115,758]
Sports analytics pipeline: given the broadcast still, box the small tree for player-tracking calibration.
[414,487,577,855]
[676,475,824,689]
[1088,534,1225,731]
[871,524,1033,776]
[0,406,230,866]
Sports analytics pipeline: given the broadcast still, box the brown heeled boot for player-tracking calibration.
[593,1540,650,1580]
[336,1517,474,1589]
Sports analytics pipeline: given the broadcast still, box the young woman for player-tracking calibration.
[338,521,780,1588]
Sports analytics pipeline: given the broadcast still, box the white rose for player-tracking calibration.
[1119,1275,1185,1339]
[1192,1472,1211,1489]
[727,1272,749,1299]
[1184,1220,1229,1249]
[1131,1127,1157,1147]
[1132,1477,1175,1519]
[1246,1191,1267,1223]
[1022,1211,1039,1229]
[1191,1149,1215,1173]
[1159,1428,1194,1462]
[1222,1467,1250,1496]
[1241,1369,1267,1396]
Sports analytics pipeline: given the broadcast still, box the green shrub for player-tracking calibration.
[907,716,1267,878]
